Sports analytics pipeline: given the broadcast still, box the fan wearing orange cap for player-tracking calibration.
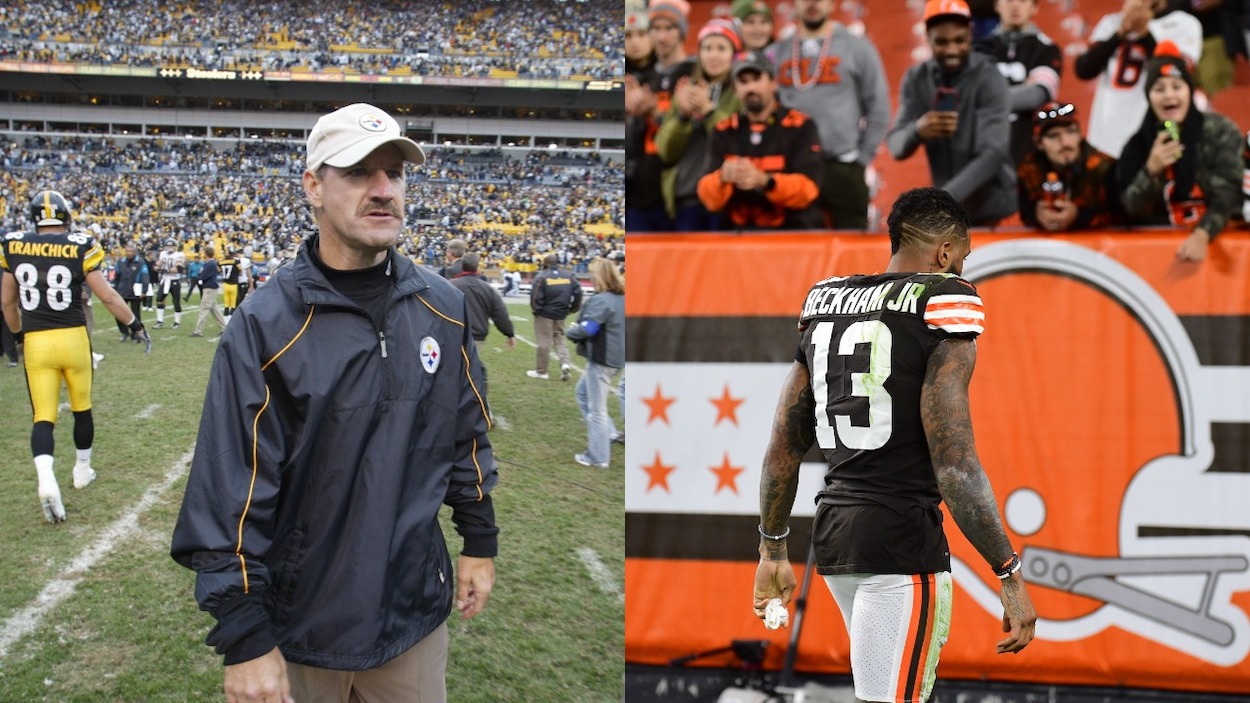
[1116,40,1243,263]
[1016,102,1122,232]
[1074,0,1201,158]
[656,17,745,231]
[886,0,1016,226]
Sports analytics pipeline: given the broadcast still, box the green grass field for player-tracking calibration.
[0,294,623,702]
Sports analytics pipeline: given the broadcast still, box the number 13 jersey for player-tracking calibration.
[0,230,104,332]
[796,272,984,575]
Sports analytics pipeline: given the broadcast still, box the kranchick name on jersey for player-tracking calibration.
[7,241,79,259]
[800,279,925,320]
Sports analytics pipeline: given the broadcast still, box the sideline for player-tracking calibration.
[0,446,195,660]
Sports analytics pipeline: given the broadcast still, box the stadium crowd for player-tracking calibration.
[0,0,624,80]
[0,136,623,275]
[625,0,1250,262]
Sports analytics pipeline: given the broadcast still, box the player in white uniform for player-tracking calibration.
[1076,0,1201,158]
[236,244,255,308]
[154,238,186,328]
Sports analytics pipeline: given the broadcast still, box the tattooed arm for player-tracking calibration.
[921,338,1037,653]
[753,361,816,620]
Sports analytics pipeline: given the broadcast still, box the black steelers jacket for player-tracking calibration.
[171,235,498,670]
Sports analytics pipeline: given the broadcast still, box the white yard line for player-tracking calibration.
[0,447,195,660]
[575,547,623,605]
[134,404,162,420]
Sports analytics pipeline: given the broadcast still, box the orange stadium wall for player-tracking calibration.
[623,229,1250,694]
[678,0,1250,229]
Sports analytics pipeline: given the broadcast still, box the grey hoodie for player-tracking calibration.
[887,50,1017,225]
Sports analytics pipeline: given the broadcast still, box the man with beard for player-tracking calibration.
[768,0,890,229]
[887,0,1015,226]
[1017,102,1121,231]
[696,51,823,231]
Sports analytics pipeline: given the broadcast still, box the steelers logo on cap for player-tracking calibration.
[359,114,386,132]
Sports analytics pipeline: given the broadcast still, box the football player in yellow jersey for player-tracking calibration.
[0,190,152,523]
[219,246,241,319]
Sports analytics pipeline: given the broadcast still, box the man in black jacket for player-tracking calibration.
[527,253,582,381]
[112,242,149,342]
[450,252,515,395]
[171,103,498,703]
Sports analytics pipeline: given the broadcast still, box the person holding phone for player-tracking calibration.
[1075,0,1201,159]
[1117,40,1242,262]
[886,0,1016,226]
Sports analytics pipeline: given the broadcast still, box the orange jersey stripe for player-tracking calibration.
[910,573,938,702]
[925,315,985,328]
[896,575,926,702]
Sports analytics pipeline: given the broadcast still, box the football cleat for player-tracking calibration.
[526,370,549,380]
[38,482,66,523]
[561,363,571,381]
[73,465,96,489]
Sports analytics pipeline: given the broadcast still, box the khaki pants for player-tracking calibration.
[287,623,448,703]
[194,287,228,335]
[533,315,569,374]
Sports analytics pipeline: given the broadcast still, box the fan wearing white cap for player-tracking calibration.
[303,102,425,268]
[172,102,499,703]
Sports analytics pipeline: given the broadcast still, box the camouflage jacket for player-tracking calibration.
[1119,110,1243,238]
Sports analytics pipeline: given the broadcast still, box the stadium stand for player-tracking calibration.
[0,0,624,281]
[0,0,624,79]
[0,137,622,275]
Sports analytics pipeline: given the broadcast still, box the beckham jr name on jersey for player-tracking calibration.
[797,272,984,573]
[0,230,104,332]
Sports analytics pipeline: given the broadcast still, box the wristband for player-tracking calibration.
[758,524,790,541]
[128,317,144,333]
[994,552,1022,580]
[12,329,23,345]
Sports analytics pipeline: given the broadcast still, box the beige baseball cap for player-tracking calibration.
[306,103,425,171]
